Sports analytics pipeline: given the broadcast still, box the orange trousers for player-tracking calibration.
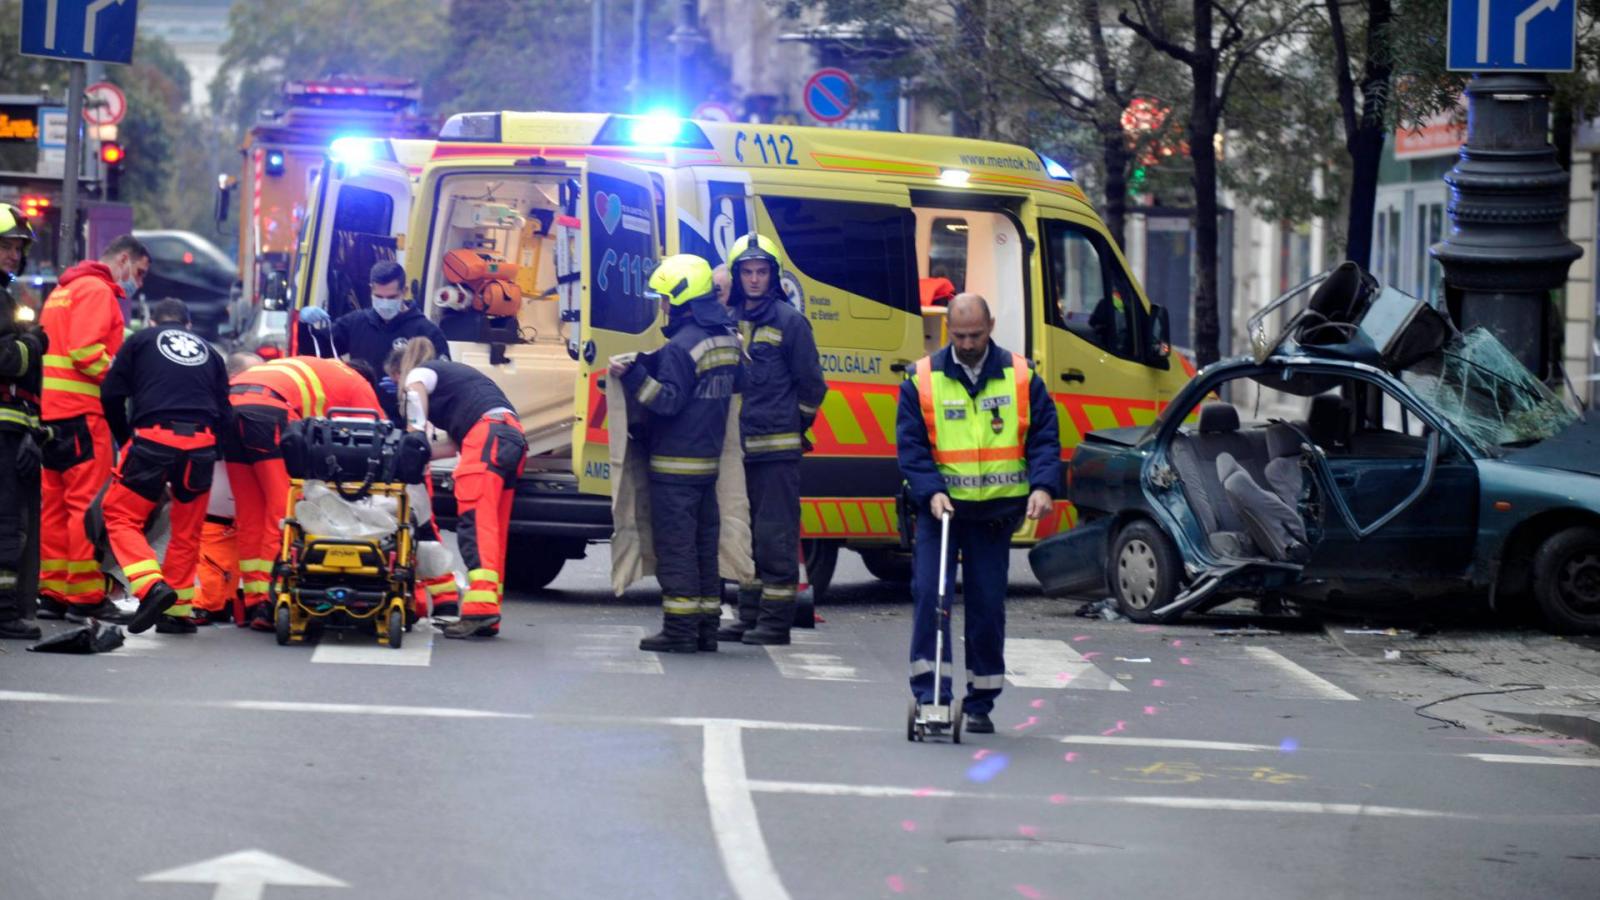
[228,457,290,612]
[197,518,240,616]
[455,415,526,618]
[41,413,114,607]
[103,425,217,617]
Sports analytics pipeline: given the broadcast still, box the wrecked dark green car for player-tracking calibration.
[1030,264,1600,632]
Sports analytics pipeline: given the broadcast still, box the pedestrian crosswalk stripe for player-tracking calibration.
[1465,754,1600,768]
[310,621,435,667]
[1240,646,1358,701]
[766,636,867,682]
[570,625,666,674]
[1059,735,1277,752]
[1004,638,1129,691]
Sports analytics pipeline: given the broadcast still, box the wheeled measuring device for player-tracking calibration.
[907,511,963,744]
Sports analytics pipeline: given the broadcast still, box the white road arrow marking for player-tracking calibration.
[83,0,127,56]
[139,849,348,900]
[1514,0,1564,64]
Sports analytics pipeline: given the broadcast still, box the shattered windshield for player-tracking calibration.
[1401,328,1577,453]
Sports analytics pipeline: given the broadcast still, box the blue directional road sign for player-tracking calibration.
[1448,0,1576,72]
[19,0,141,66]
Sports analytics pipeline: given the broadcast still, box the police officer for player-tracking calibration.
[716,233,827,646]
[896,293,1060,734]
[609,254,742,653]
[0,205,47,640]
[300,260,449,385]
[100,299,232,634]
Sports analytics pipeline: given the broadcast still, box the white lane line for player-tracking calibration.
[766,630,866,682]
[1466,754,1600,768]
[310,621,435,667]
[0,690,111,704]
[1059,735,1277,752]
[570,625,666,675]
[1241,646,1359,701]
[744,780,1478,819]
[1005,637,1128,691]
[222,700,532,719]
[703,722,792,900]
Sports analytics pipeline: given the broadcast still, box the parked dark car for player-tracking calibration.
[131,230,240,340]
[1030,263,1600,633]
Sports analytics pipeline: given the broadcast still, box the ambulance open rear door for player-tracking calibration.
[288,144,413,355]
[574,156,664,495]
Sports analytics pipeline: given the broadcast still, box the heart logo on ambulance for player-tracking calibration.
[593,192,622,235]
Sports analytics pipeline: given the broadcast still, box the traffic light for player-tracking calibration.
[1129,165,1148,200]
[100,141,125,166]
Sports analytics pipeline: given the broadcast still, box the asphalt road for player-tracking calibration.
[3,548,1598,900]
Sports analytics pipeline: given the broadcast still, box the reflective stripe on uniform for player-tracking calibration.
[744,432,802,452]
[175,586,196,601]
[67,560,103,574]
[0,407,40,430]
[424,578,458,597]
[166,604,194,618]
[42,377,100,397]
[649,455,719,476]
[690,334,743,362]
[267,359,325,418]
[695,346,742,373]
[467,568,500,586]
[663,595,700,615]
[462,589,500,607]
[699,596,722,613]
[798,402,818,417]
[760,585,797,601]
[966,671,1005,690]
[914,353,1031,502]
[942,471,1026,489]
[750,326,783,347]
[636,376,663,406]
[910,659,937,677]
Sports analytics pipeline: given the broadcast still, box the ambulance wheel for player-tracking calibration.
[386,607,404,649]
[274,605,292,646]
[861,548,913,584]
[803,540,839,602]
[951,697,965,745]
[906,699,919,742]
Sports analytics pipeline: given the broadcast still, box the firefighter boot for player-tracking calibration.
[155,614,199,635]
[741,591,796,646]
[697,612,720,652]
[0,618,42,640]
[128,582,180,635]
[716,582,761,642]
[639,612,698,654]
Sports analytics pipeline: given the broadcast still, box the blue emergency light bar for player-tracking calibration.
[329,136,395,165]
[595,114,713,150]
[1036,152,1074,181]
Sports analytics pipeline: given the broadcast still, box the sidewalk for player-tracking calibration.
[1326,626,1600,746]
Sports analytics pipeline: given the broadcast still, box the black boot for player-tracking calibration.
[639,612,698,653]
[741,595,796,646]
[0,617,41,640]
[154,615,198,635]
[716,583,760,642]
[66,599,133,625]
[128,582,179,635]
[36,597,68,620]
[697,613,720,652]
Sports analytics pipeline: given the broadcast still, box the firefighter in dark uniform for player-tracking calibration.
[715,233,827,646]
[897,293,1060,734]
[99,299,232,634]
[609,254,743,653]
[0,205,47,640]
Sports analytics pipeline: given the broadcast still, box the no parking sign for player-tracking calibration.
[803,69,856,124]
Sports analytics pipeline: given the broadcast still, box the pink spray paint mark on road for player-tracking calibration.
[1055,671,1075,685]
[887,875,907,894]
[1072,635,1091,642]
[901,820,918,832]
[1136,625,1159,633]
[972,749,992,761]
[912,787,939,798]
[1015,885,1044,899]
[1080,651,1102,660]
[1030,698,1045,709]
[1014,716,1039,732]
[1101,720,1127,736]
[1171,639,1184,647]
[1143,706,1159,716]
[1018,824,1039,838]
[1151,679,1167,687]
[1049,793,1070,804]
[1063,751,1079,762]
[1179,657,1194,666]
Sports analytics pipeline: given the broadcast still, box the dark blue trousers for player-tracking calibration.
[908,509,1011,715]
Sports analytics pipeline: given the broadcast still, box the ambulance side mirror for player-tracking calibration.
[1147,304,1172,369]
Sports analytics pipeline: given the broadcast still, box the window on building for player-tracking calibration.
[762,196,917,314]
[1042,219,1139,359]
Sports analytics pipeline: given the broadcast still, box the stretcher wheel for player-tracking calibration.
[274,604,292,646]
[951,697,965,745]
[386,607,404,649]
[906,699,920,742]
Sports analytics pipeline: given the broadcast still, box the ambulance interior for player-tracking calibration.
[912,207,1026,357]
[420,173,583,460]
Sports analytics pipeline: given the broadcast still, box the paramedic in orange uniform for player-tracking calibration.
[99,300,232,634]
[225,355,383,628]
[37,235,146,622]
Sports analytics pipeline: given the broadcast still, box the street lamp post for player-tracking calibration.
[1431,73,1581,377]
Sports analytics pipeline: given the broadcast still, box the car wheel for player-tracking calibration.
[1532,526,1600,634]
[859,548,913,584]
[803,540,840,602]
[1111,520,1182,623]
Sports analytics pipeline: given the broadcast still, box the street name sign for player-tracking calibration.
[1447,0,1577,72]
[19,0,141,66]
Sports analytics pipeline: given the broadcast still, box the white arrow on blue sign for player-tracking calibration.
[1447,0,1577,72]
[19,0,141,66]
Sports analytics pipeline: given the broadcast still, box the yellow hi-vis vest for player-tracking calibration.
[915,352,1032,502]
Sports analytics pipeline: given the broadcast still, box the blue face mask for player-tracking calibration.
[372,297,403,321]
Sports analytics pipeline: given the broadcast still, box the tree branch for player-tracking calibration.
[1118,8,1197,65]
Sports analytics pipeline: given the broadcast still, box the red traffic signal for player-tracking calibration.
[99,142,125,165]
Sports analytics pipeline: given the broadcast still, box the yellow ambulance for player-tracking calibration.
[289,112,1194,594]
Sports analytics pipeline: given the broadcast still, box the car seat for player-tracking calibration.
[1217,424,1309,563]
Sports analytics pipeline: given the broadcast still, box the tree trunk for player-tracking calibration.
[1341,0,1393,270]
[1101,131,1131,249]
[1189,0,1222,367]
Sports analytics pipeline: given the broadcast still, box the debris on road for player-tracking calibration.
[27,622,124,654]
[1213,626,1281,636]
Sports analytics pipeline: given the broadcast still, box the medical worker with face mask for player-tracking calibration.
[299,260,450,405]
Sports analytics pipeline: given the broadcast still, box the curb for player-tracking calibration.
[1479,705,1600,748]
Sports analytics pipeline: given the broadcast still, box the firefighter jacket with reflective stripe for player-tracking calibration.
[896,343,1061,522]
[100,324,232,447]
[738,295,827,461]
[0,310,44,434]
[621,303,743,484]
[416,359,514,446]
[231,357,380,421]
[39,261,126,420]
